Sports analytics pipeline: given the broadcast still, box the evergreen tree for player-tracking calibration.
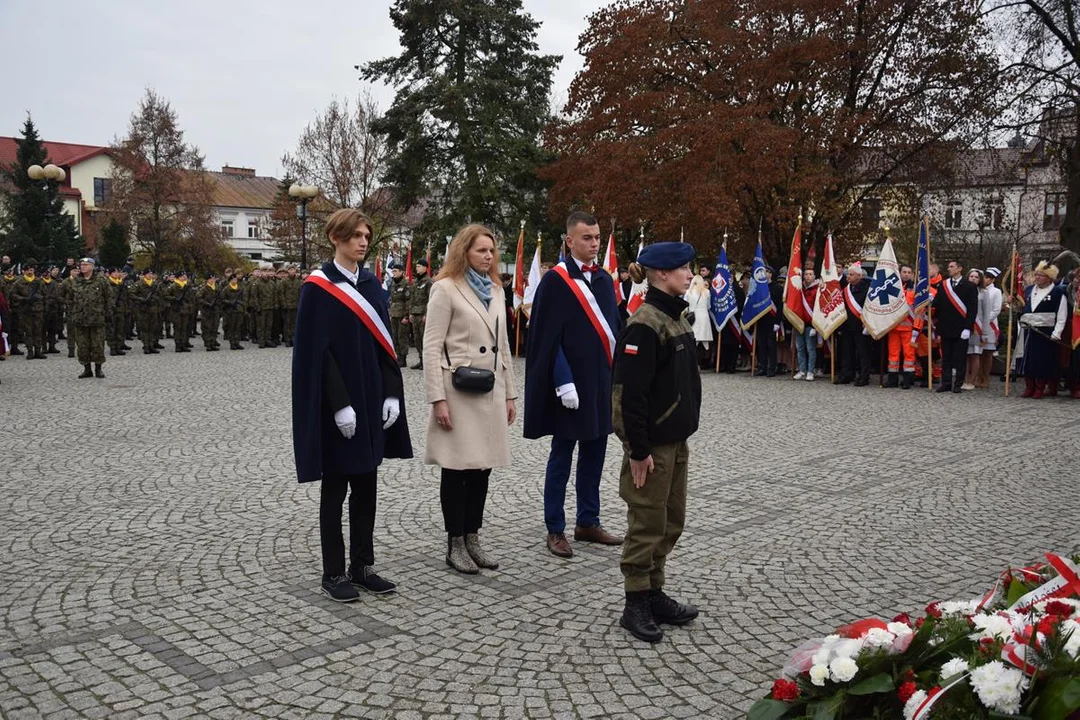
[362,0,559,248]
[0,116,85,264]
[97,219,131,268]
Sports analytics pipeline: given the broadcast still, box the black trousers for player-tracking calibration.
[319,471,377,578]
[757,328,778,374]
[440,468,491,536]
[840,329,871,381]
[940,337,967,389]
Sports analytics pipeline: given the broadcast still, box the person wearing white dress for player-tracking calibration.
[978,267,1003,387]
[686,273,714,369]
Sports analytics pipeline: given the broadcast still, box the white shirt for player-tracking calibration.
[333,259,359,285]
[570,254,596,282]
[1029,283,1068,337]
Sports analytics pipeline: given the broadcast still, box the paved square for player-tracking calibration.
[1,349,1077,719]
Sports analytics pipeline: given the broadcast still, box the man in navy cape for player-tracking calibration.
[525,211,624,558]
[293,208,412,603]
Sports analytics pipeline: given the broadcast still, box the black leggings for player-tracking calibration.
[440,468,491,536]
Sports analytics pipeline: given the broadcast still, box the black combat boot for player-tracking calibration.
[67,347,75,358]
[620,591,663,643]
[110,348,119,356]
[900,372,913,389]
[411,360,423,370]
[884,372,899,388]
[10,346,23,356]
[649,589,699,625]
[94,363,105,378]
[78,364,93,379]
[47,344,59,354]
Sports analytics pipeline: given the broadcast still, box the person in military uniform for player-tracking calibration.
[129,269,163,354]
[1,265,21,355]
[42,266,63,353]
[222,271,246,350]
[611,242,702,644]
[164,270,195,352]
[271,268,287,346]
[71,258,112,378]
[196,273,222,351]
[105,268,129,356]
[59,268,79,357]
[408,258,432,369]
[281,266,301,347]
[252,268,274,348]
[388,261,411,366]
[11,263,47,359]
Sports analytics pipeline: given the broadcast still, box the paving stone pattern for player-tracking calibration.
[1,349,1077,719]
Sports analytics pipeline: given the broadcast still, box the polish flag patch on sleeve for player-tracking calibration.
[624,344,639,355]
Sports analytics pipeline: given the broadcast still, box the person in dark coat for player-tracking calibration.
[838,264,872,385]
[753,266,781,377]
[1017,261,1068,398]
[292,208,413,603]
[931,259,979,393]
[525,211,624,558]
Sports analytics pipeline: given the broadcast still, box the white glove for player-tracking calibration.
[808,329,817,338]
[862,327,869,336]
[1052,332,1062,342]
[382,397,400,429]
[556,383,580,410]
[334,405,356,439]
[772,324,780,333]
[910,330,919,346]
[961,329,971,340]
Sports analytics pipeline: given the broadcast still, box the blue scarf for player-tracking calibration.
[465,267,493,308]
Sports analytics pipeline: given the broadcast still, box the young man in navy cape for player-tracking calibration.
[292,208,412,603]
[525,211,624,558]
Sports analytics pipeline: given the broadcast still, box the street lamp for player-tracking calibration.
[288,184,319,270]
[27,164,67,265]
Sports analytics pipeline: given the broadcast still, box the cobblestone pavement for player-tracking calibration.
[1,347,1077,719]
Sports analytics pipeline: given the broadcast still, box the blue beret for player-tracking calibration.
[637,242,696,270]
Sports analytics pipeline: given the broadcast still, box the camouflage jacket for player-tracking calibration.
[196,282,220,314]
[129,279,163,314]
[41,277,63,314]
[280,277,302,310]
[389,277,410,317]
[70,275,112,327]
[10,276,45,314]
[220,282,245,313]
[106,278,129,314]
[164,281,196,314]
[409,275,432,315]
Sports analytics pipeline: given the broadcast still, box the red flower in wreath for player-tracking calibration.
[926,602,942,619]
[1045,600,1074,618]
[897,681,918,704]
[771,679,799,702]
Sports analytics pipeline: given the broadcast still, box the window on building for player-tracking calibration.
[247,223,260,239]
[1044,192,1066,231]
[220,219,235,238]
[861,197,882,231]
[249,253,263,260]
[944,201,963,230]
[93,177,111,206]
[980,201,1005,231]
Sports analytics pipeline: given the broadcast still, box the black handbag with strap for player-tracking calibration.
[445,317,498,394]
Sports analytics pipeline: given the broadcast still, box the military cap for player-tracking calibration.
[388,261,401,270]
[416,257,429,268]
[79,257,96,265]
[637,242,696,270]
[765,264,776,275]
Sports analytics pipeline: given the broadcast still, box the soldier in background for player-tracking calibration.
[105,268,129,356]
[71,258,111,378]
[161,272,175,339]
[246,270,258,342]
[129,269,162,354]
[408,258,431,369]
[222,270,246,350]
[281,266,302,347]
[42,266,63,353]
[197,273,222,351]
[11,263,47,360]
[60,268,78,357]
[271,268,286,346]
[388,261,411,367]
[255,268,275,348]
[0,265,21,355]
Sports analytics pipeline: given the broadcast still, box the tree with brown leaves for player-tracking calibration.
[108,89,225,272]
[543,0,1002,265]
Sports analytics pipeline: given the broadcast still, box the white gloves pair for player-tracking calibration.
[333,398,401,439]
[960,329,971,340]
[910,330,919,346]
[808,329,817,338]
[556,383,579,410]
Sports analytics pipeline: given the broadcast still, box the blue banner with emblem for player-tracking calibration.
[742,241,775,329]
[710,244,738,332]
[914,216,931,311]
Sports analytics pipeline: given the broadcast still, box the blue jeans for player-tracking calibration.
[544,435,607,533]
[795,327,817,374]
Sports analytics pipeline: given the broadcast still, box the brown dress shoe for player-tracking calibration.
[574,525,624,545]
[546,533,573,558]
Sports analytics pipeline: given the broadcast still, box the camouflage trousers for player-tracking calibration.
[75,325,106,365]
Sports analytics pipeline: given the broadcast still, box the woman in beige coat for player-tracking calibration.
[423,224,517,574]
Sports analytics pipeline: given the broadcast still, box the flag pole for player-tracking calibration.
[716,333,722,373]
[926,313,934,389]
[830,337,835,382]
[751,326,758,376]
[1005,243,1016,397]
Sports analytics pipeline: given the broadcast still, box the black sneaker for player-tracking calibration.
[321,575,359,603]
[348,566,396,594]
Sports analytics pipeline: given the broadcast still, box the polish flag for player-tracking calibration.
[626,241,646,314]
[604,231,623,304]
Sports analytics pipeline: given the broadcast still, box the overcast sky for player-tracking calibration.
[1,0,609,179]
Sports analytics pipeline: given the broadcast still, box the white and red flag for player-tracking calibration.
[862,237,909,340]
[512,222,526,312]
[626,241,647,314]
[520,239,542,319]
[603,230,623,305]
[811,233,847,340]
[781,218,807,333]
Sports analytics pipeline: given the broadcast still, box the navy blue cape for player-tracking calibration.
[292,262,412,483]
[524,262,622,440]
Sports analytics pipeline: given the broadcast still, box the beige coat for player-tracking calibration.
[422,277,517,469]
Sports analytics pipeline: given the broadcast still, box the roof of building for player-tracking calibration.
[208,169,281,209]
[0,137,111,170]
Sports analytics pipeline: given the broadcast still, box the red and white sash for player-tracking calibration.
[552,262,616,365]
[305,270,396,360]
[843,285,863,320]
[942,279,967,318]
